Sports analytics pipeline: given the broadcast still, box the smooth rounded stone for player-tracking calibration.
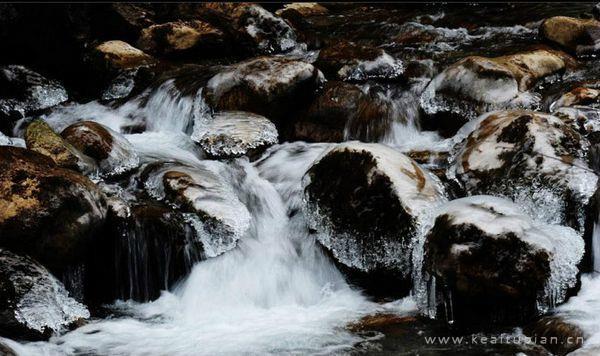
[540,16,600,56]
[524,315,585,355]
[0,146,107,272]
[61,121,139,177]
[205,56,322,121]
[137,20,225,56]
[551,86,600,111]
[86,201,203,304]
[0,249,89,340]
[142,162,251,258]
[192,110,278,159]
[0,65,68,132]
[420,49,571,136]
[303,142,446,296]
[25,119,95,173]
[450,110,598,231]
[0,341,16,356]
[423,196,584,326]
[91,40,154,71]
[275,3,328,18]
[315,41,404,81]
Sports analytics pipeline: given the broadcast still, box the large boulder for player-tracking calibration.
[0,249,89,340]
[191,110,278,159]
[142,162,251,258]
[315,41,404,81]
[423,196,584,326]
[205,56,322,122]
[0,65,68,133]
[451,110,598,231]
[303,142,446,295]
[61,121,139,177]
[0,146,107,272]
[25,119,95,173]
[99,3,156,43]
[137,20,225,56]
[420,49,571,136]
[540,16,600,56]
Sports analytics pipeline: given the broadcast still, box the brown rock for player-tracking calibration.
[138,20,225,56]
[540,16,600,55]
[524,315,585,355]
[92,40,154,71]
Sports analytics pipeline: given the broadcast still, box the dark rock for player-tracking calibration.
[100,3,156,43]
[524,315,585,355]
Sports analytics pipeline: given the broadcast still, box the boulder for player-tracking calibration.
[91,40,154,72]
[0,146,107,272]
[275,3,328,19]
[61,121,139,177]
[0,65,68,133]
[524,315,585,355]
[191,110,278,159]
[100,3,156,43]
[25,119,95,172]
[420,49,571,136]
[540,16,600,56]
[303,142,446,295]
[0,249,89,340]
[423,196,584,325]
[205,56,322,122]
[451,110,598,231]
[142,162,251,258]
[315,41,404,81]
[551,86,600,111]
[137,20,225,56]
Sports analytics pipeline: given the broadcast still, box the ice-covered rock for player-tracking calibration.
[451,110,598,231]
[420,49,570,136]
[423,196,584,325]
[137,20,225,56]
[192,110,278,159]
[61,121,139,177]
[0,146,107,272]
[142,162,251,258]
[540,16,600,56]
[0,65,68,132]
[315,41,404,81]
[303,142,446,295]
[205,56,322,121]
[0,249,89,340]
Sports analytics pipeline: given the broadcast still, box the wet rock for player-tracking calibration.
[85,201,203,303]
[101,3,156,43]
[25,119,95,172]
[292,81,395,142]
[61,121,139,177]
[451,110,598,231]
[420,49,571,136]
[0,146,107,272]
[315,41,404,81]
[524,315,585,355]
[423,196,584,326]
[143,162,251,258]
[0,65,68,133]
[205,56,322,122]
[540,16,600,56]
[0,249,89,340]
[551,86,600,111]
[90,40,154,72]
[275,3,328,19]
[0,341,16,356]
[137,20,225,56]
[191,110,278,159]
[303,142,446,296]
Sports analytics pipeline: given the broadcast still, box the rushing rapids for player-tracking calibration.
[3,2,600,355]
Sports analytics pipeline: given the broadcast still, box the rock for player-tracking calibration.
[137,20,225,56]
[0,340,16,356]
[142,162,251,258]
[540,16,600,56]
[315,41,404,81]
[0,65,68,133]
[275,3,328,19]
[25,119,95,172]
[551,86,600,111]
[101,3,156,43]
[0,146,107,272]
[205,56,322,122]
[423,196,584,326]
[303,142,446,296]
[0,249,89,340]
[191,110,278,159]
[85,201,203,303]
[420,49,571,136]
[292,81,396,142]
[91,40,154,72]
[524,315,585,355]
[451,110,598,231]
[61,121,139,177]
